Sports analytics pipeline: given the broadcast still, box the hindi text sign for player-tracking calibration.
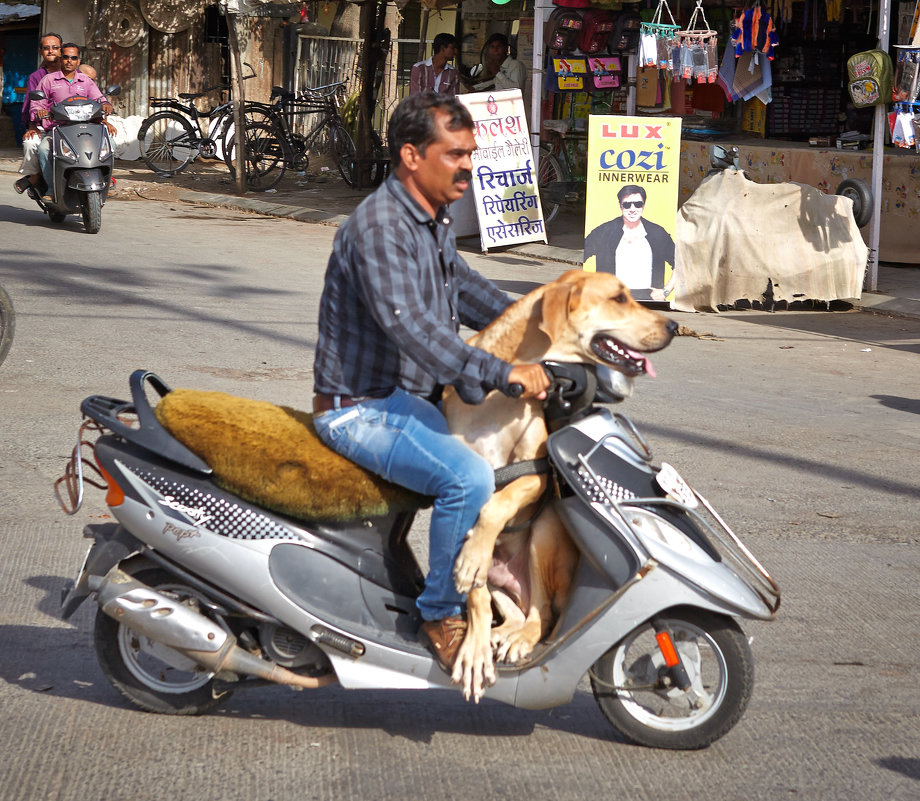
[458,90,547,251]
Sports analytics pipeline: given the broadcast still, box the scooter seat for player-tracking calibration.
[155,389,429,522]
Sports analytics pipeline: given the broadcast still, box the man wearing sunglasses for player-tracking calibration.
[584,183,675,301]
[29,43,114,202]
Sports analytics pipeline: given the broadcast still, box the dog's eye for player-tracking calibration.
[612,294,628,304]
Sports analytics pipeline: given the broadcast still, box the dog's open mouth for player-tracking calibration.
[591,334,656,378]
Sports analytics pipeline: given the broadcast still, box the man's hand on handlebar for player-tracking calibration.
[507,364,550,400]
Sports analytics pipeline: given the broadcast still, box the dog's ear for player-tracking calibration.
[539,281,577,340]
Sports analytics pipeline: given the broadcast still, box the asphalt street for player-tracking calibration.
[0,185,918,801]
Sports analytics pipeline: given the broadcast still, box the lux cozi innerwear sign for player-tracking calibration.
[583,116,681,303]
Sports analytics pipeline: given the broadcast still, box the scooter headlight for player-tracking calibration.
[98,132,112,161]
[58,136,77,162]
[63,103,94,122]
[627,507,697,558]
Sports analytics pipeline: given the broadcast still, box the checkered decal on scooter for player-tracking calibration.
[132,468,303,541]
[576,465,636,505]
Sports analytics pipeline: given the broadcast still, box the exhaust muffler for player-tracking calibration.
[96,568,335,690]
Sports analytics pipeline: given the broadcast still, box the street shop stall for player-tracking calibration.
[528,0,919,271]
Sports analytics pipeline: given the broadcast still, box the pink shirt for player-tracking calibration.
[31,71,108,130]
[22,67,49,125]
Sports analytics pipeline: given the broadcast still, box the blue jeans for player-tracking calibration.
[312,389,494,621]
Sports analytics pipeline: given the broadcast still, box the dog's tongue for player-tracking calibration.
[626,345,656,378]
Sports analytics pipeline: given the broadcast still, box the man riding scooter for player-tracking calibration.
[15,32,62,197]
[30,43,115,203]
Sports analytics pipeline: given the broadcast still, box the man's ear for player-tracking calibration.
[400,142,421,173]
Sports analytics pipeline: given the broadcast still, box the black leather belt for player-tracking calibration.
[313,393,370,414]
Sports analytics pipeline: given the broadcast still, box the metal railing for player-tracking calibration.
[295,34,439,146]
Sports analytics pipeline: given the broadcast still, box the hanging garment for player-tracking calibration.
[732,7,779,59]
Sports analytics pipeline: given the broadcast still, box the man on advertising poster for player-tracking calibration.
[582,116,681,302]
[584,183,675,301]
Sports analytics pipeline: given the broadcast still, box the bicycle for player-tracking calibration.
[137,68,258,177]
[225,82,383,191]
[538,119,589,224]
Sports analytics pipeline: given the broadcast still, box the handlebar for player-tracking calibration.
[507,383,524,398]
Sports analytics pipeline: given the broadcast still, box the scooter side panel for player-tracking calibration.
[268,542,420,639]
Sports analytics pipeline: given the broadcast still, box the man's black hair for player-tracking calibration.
[485,32,509,50]
[432,32,457,55]
[41,32,63,48]
[617,184,646,204]
[388,91,474,167]
[61,42,81,58]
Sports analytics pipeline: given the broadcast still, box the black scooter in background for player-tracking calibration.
[25,85,121,234]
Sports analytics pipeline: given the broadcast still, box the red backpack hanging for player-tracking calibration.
[545,8,583,55]
[578,10,616,55]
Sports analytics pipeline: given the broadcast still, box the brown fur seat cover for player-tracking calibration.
[154,389,428,522]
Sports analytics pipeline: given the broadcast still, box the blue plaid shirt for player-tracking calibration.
[313,174,514,405]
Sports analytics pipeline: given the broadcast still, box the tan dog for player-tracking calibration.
[441,269,676,701]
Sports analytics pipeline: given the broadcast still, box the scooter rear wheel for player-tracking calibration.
[93,568,232,715]
[590,609,754,749]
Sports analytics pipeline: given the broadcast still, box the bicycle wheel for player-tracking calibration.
[218,105,280,164]
[537,145,564,224]
[332,125,357,187]
[224,121,287,192]
[138,112,198,176]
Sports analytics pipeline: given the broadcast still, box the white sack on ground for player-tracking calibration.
[109,115,144,160]
[672,169,867,312]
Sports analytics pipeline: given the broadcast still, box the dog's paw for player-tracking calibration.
[492,626,538,664]
[453,536,492,595]
[451,630,496,703]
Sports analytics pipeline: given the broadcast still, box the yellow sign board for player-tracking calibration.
[583,116,682,302]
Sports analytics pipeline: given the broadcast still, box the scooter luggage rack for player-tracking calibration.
[55,371,213,514]
[574,433,781,614]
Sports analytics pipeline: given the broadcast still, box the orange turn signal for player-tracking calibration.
[655,631,681,668]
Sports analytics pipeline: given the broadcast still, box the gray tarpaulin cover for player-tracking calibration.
[672,169,868,312]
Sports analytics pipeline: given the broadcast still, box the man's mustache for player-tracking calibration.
[454,169,472,183]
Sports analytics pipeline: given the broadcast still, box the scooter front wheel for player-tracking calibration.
[93,568,232,715]
[590,609,754,749]
[81,191,102,234]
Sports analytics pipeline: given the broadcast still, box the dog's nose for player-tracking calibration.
[666,319,679,337]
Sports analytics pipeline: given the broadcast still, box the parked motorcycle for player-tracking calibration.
[25,86,121,234]
[0,281,14,367]
[57,366,779,750]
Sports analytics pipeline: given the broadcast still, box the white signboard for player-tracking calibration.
[458,90,547,251]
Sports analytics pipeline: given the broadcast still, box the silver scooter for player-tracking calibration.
[58,366,779,750]
[26,86,120,234]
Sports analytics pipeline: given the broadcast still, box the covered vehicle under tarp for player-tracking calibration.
[672,169,868,312]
